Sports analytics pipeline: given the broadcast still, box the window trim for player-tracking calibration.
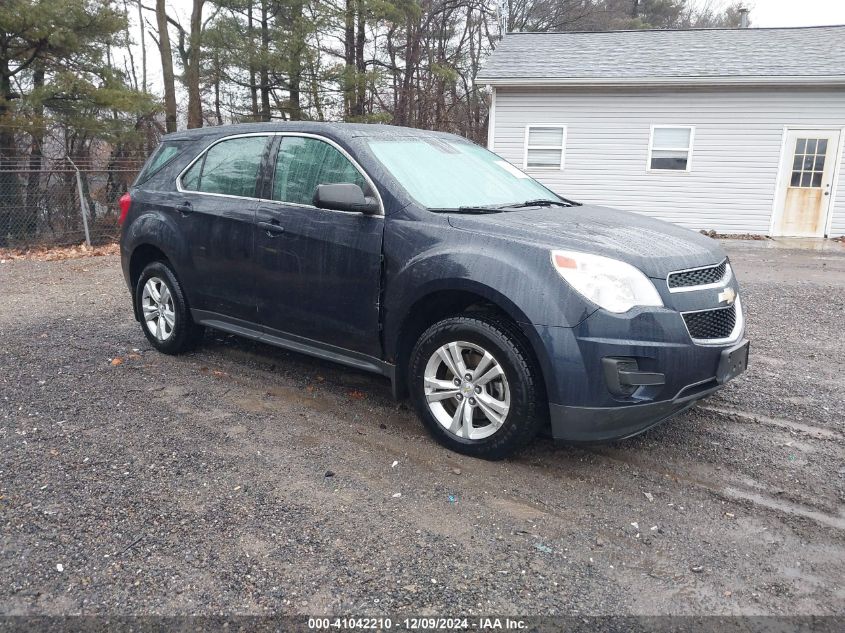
[523,124,566,171]
[176,131,384,216]
[647,125,695,173]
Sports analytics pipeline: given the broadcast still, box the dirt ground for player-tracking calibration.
[1,240,843,616]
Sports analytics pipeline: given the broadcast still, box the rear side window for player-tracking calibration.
[181,136,268,197]
[135,141,184,185]
[272,136,367,206]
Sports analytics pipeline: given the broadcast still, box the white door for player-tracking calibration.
[772,129,840,237]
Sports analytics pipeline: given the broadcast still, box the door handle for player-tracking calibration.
[258,220,285,236]
[175,201,193,215]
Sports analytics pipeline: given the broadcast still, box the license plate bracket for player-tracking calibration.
[717,339,750,384]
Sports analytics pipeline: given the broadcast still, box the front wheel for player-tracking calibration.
[408,315,545,460]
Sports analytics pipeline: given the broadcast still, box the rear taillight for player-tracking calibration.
[118,192,132,226]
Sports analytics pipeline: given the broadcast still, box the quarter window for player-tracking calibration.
[135,141,183,185]
[648,126,694,171]
[181,136,268,197]
[272,136,367,206]
[524,126,566,169]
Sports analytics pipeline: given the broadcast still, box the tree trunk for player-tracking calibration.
[155,0,178,132]
[24,63,45,238]
[0,58,20,245]
[343,0,355,119]
[354,0,366,118]
[259,0,271,122]
[213,49,223,125]
[248,3,258,119]
[138,0,147,91]
[186,0,205,128]
[288,0,303,120]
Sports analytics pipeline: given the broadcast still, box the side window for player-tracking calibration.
[181,136,268,197]
[135,141,184,185]
[272,136,367,206]
[182,158,202,191]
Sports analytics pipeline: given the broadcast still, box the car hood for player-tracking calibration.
[447,204,725,278]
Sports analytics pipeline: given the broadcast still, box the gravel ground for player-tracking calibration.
[1,241,844,616]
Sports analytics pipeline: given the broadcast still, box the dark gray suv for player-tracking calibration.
[119,122,748,459]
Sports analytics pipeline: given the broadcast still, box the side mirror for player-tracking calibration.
[313,183,379,214]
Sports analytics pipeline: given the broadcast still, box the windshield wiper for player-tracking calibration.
[429,206,507,214]
[501,197,581,209]
[429,196,582,214]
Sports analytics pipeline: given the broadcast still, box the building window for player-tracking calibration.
[524,126,566,169]
[648,126,694,171]
[790,138,827,188]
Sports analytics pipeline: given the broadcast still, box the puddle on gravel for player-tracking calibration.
[231,385,334,414]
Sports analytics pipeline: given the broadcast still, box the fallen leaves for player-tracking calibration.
[110,351,143,367]
[347,390,365,400]
[0,242,119,262]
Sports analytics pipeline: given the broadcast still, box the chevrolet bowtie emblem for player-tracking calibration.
[718,287,736,305]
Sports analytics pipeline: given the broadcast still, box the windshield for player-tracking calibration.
[366,137,560,210]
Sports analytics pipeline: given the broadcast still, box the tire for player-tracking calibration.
[135,260,204,355]
[408,315,545,460]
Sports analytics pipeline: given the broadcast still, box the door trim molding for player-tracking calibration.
[192,309,395,380]
[769,125,845,238]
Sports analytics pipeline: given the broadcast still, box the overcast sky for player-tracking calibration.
[750,0,845,27]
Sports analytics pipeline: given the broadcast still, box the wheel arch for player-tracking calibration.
[128,244,174,320]
[388,281,550,404]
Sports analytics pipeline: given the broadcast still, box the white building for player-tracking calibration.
[478,26,845,238]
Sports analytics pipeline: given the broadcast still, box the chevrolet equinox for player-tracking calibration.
[119,123,748,459]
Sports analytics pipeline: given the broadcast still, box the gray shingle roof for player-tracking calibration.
[477,26,845,85]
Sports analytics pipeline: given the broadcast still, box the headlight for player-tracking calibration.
[550,250,664,313]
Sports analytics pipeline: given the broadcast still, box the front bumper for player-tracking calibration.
[549,376,721,442]
[526,299,747,442]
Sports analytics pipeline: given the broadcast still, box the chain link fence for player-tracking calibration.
[0,154,147,249]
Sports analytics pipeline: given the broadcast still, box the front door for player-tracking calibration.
[773,129,840,237]
[254,134,384,357]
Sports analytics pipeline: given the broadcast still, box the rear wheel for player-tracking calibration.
[135,261,203,354]
[408,315,544,459]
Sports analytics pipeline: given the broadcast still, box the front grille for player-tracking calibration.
[668,260,727,289]
[683,304,737,340]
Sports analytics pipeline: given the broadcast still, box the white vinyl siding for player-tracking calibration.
[489,86,845,236]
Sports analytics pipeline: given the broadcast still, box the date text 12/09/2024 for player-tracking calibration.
[308,617,528,630]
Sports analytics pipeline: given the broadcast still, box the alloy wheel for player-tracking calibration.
[141,276,176,342]
[423,340,511,440]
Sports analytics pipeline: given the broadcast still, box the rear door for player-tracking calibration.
[175,134,271,323]
[253,134,384,357]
